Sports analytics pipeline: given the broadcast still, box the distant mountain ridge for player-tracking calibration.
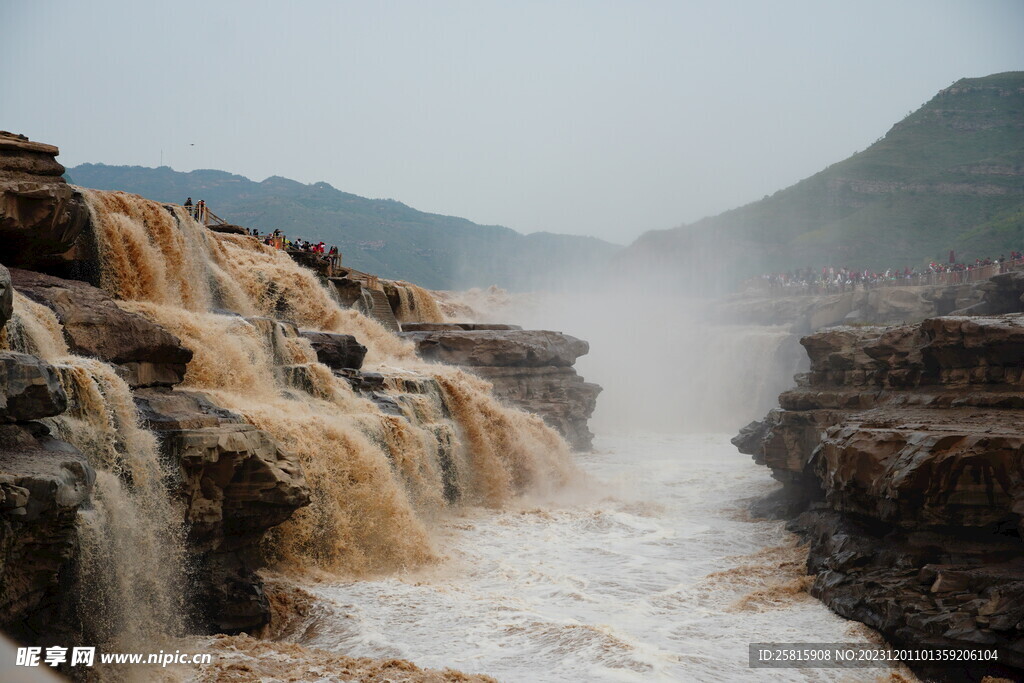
[67,164,619,290]
[620,71,1024,282]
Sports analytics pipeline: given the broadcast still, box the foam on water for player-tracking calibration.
[274,433,909,682]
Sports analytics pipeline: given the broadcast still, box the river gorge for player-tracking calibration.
[3,130,1024,682]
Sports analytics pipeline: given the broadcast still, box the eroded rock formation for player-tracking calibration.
[9,268,193,387]
[299,330,367,370]
[134,388,310,632]
[0,261,308,636]
[401,325,601,450]
[0,132,91,273]
[0,336,93,640]
[735,314,1024,678]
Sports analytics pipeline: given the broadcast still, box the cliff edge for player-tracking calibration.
[736,310,1024,679]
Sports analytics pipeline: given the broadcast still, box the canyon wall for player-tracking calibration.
[734,305,1024,679]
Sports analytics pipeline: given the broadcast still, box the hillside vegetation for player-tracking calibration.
[621,72,1024,282]
[67,164,618,290]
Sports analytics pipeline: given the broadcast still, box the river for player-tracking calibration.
[271,432,905,682]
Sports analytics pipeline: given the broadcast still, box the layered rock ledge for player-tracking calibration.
[10,268,193,387]
[401,325,601,450]
[0,132,90,273]
[134,388,310,633]
[735,314,1024,679]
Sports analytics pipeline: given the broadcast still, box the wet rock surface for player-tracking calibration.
[401,329,588,367]
[469,366,601,452]
[9,268,193,387]
[401,328,600,450]
[299,330,367,370]
[400,322,522,332]
[0,265,12,329]
[134,387,310,633]
[0,352,67,423]
[0,422,93,641]
[736,313,1024,678]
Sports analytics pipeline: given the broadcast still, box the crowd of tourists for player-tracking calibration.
[183,196,340,265]
[248,228,340,258]
[756,250,1024,295]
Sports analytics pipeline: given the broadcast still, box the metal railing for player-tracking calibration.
[175,203,226,226]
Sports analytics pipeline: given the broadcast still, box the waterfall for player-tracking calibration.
[76,189,575,580]
[389,281,447,324]
[4,294,189,648]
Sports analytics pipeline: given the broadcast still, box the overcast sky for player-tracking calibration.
[2,1,1022,244]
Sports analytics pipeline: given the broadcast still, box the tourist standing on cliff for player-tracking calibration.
[184,197,193,217]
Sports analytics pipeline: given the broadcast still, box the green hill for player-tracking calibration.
[67,164,619,291]
[621,72,1024,283]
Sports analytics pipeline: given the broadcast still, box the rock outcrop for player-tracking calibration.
[401,326,601,450]
[0,133,91,273]
[955,270,1024,316]
[9,268,193,387]
[0,344,93,641]
[736,314,1024,679]
[0,423,93,641]
[133,388,310,633]
[0,265,307,637]
[0,352,68,423]
[299,331,367,370]
[402,329,589,368]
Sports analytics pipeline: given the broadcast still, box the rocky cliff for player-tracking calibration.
[0,134,602,653]
[0,260,312,638]
[735,312,1024,679]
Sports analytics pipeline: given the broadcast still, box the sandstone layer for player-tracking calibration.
[735,314,1024,679]
[9,268,193,387]
[0,132,91,273]
[134,388,310,632]
[401,326,601,450]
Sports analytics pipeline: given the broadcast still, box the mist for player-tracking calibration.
[444,262,805,435]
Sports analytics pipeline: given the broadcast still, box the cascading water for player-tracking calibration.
[3,293,189,649]
[388,281,447,324]
[8,187,910,681]
[77,189,576,581]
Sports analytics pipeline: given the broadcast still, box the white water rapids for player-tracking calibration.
[266,433,904,682]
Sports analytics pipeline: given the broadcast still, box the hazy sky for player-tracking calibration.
[2,1,1022,243]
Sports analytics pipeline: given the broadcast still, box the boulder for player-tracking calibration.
[0,352,67,423]
[0,132,90,270]
[9,269,192,387]
[299,330,367,370]
[400,329,589,367]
